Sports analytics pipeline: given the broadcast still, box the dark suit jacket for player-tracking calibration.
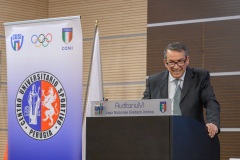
[143,67,220,129]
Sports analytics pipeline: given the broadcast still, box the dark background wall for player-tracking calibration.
[147,0,240,159]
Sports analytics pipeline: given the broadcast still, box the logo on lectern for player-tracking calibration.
[15,71,67,140]
[160,101,167,113]
[95,103,104,115]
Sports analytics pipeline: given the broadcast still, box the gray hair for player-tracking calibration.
[163,42,188,59]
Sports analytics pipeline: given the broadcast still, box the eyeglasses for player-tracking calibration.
[166,58,187,67]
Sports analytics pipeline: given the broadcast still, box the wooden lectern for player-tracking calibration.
[86,100,220,160]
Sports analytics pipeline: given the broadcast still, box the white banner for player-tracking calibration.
[4,16,82,160]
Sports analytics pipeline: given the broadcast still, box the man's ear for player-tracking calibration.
[186,56,190,65]
[163,59,168,69]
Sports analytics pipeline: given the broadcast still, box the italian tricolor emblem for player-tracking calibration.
[62,28,73,44]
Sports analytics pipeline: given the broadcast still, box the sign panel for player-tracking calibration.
[90,99,173,117]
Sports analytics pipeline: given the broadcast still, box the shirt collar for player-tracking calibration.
[168,70,186,82]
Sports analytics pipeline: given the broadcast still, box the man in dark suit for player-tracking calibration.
[143,42,220,138]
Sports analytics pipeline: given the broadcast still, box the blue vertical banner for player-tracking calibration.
[4,16,82,160]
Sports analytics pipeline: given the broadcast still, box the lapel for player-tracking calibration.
[180,67,194,102]
[158,71,169,98]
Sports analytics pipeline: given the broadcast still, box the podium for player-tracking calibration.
[86,100,220,160]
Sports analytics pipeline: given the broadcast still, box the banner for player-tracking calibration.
[82,26,103,160]
[4,16,82,160]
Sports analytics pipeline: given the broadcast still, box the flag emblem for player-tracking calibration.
[11,34,24,51]
[62,28,73,44]
[160,101,167,113]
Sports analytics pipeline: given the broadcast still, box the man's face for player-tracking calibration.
[164,50,189,79]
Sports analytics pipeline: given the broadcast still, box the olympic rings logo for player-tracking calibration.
[31,33,52,47]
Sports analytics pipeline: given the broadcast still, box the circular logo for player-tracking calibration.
[16,71,67,140]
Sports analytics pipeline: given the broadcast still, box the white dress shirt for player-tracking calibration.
[168,71,186,100]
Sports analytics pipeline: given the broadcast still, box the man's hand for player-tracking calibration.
[206,123,218,138]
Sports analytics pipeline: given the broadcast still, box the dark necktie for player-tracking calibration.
[173,79,182,115]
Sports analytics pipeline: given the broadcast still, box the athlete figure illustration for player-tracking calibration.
[28,84,40,125]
